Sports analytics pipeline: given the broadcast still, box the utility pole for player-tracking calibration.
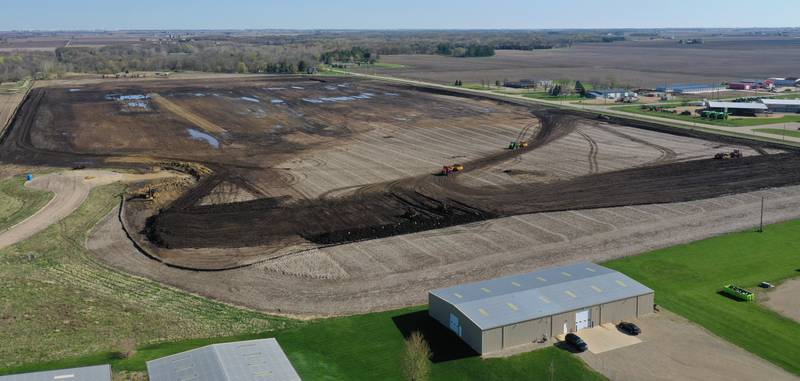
[758,196,765,233]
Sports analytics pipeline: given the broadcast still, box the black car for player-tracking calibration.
[618,322,641,336]
[564,333,588,352]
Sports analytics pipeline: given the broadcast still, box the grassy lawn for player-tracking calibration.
[2,306,606,381]
[358,62,407,69]
[605,219,800,375]
[615,105,800,127]
[753,128,800,139]
[0,176,53,232]
[520,92,584,101]
[0,183,294,369]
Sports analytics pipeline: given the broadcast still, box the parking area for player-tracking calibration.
[577,311,797,381]
[568,324,642,354]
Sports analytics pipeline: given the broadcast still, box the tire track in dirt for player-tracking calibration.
[577,130,599,174]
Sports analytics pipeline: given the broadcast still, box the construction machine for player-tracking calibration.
[714,149,742,160]
[441,164,465,175]
[509,123,536,149]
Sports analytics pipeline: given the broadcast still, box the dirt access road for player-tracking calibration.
[579,311,798,381]
[0,169,181,250]
[762,277,800,323]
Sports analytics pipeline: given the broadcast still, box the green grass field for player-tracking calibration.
[605,220,800,375]
[0,176,53,232]
[753,128,800,139]
[3,306,606,381]
[615,105,800,127]
[359,62,407,69]
[0,183,294,369]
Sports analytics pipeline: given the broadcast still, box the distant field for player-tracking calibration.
[366,38,800,88]
[606,219,800,375]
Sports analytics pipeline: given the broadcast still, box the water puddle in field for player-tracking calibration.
[384,92,399,96]
[266,87,286,91]
[271,99,285,104]
[127,101,149,109]
[105,93,149,101]
[302,93,376,104]
[241,96,260,103]
[291,86,304,90]
[194,93,207,97]
[324,85,338,90]
[69,88,81,92]
[187,128,220,148]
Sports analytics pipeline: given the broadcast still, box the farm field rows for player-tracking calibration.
[365,38,800,87]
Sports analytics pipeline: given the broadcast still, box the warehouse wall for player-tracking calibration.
[551,311,577,335]
[482,327,503,353]
[501,316,551,348]
[428,294,483,354]
[600,297,638,324]
[637,293,655,316]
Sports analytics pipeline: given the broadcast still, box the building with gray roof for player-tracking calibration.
[0,365,111,381]
[146,338,301,381]
[705,101,767,116]
[428,262,654,354]
[760,98,800,113]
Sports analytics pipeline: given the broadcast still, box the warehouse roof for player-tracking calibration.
[760,99,800,106]
[0,365,111,381]
[706,101,768,110]
[146,339,301,381]
[430,262,653,330]
[657,83,724,91]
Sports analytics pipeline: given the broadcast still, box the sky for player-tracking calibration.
[1,0,798,30]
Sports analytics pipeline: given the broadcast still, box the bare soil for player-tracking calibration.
[6,75,800,315]
[762,277,800,323]
[367,38,800,88]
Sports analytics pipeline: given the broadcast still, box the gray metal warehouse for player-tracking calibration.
[0,365,111,381]
[428,262,654,354]
[146,338,301,381]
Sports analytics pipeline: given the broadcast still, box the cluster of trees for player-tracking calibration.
[320,46,376,64]
[0,30,633,82]
[0,51,63,82]
[435,43,494,57]
[53,41,319,75]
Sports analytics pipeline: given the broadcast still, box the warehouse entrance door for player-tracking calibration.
[576,310,591,330]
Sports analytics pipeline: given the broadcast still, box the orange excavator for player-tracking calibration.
[441,163,465,175]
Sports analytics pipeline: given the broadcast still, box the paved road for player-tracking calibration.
[0,169,179,250]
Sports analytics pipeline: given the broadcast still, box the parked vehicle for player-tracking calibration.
[617,322,641,336]
[564,333,588,352]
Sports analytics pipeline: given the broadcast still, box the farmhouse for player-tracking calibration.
[760,99,800,113]
[147,339,301,381]
[428,262,654,355]
[705,101,767,116]
[656,83,726,94]
[0,365,111,381]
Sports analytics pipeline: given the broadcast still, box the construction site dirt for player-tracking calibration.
[4,75,800,314]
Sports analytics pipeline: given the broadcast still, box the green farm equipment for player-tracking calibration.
[722,284,754,301]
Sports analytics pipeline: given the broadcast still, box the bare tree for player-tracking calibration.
[117,337,137,359]
[402,331,432,381]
